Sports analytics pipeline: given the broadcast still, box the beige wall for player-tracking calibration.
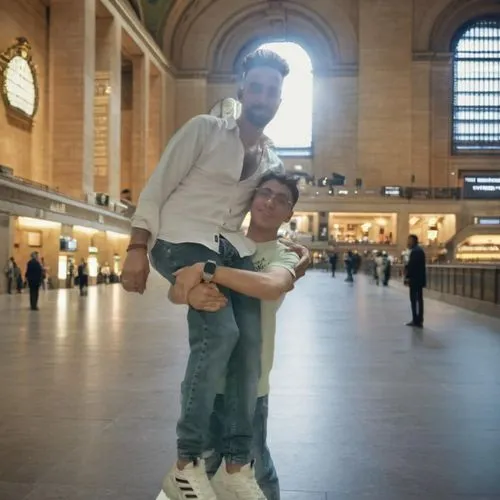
[162,0,500,190]
[0,0,49,183]
[13,219,61,284]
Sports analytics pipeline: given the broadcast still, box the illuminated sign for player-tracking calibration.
[463,175,500,199]
[382,186,402,197]
[0,38,39,122]
[474,216,500,225]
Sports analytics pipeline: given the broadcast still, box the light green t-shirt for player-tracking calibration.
[217,240,299,397]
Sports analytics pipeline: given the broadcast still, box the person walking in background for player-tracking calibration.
[25,252,43,311]
[13,261,23,293]
[404,234,426,328]
[329,251,338,278]
[40,257,47,290]
[4,257,14,294]
[77,259,89,297]
[382,252,392,287]
[344,250,354,283]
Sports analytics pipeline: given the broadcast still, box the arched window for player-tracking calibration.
[257,42,313,157]
[452,19,500,152]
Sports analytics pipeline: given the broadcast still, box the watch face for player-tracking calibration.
[204,261,217,275]
[209,98,241,120]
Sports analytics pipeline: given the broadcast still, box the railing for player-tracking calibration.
[294,182,483,201]
[0,170,135,217]
[392,264,500,306]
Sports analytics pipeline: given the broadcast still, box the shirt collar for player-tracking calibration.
[226,117,275,149]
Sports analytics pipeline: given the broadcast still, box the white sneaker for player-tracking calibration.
[211,458,266,500]
[162,459,217,500]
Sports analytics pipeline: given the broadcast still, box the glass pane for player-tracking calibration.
[453,19,500,151]
[258,42,313,151]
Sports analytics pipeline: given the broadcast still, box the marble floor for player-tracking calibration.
[1,270,500,500]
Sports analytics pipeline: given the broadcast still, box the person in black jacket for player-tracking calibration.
[25,252,43,311]
[404,235,426,327]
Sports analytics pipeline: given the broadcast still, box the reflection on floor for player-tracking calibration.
[1,270,500,500]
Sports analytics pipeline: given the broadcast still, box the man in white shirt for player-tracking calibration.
[170,172,300,500]
[122,50,307,500]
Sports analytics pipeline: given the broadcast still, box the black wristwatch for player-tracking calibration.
[202,260,217,282]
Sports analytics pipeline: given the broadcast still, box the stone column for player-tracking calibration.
[397,207,410,252]
[430,55,453,187]
[411,56,432,187]
[0,214,13,294]
[175,76,207,128]
[357,0,413,188]
[50,0,96,199]
[94,17,121,199]
[131,55,149,202]
[313,71,358,181]
[161,71,176,147]
[148,69,162,177]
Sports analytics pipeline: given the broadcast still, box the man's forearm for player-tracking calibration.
[130,227,150,246]
[212,267,288,301]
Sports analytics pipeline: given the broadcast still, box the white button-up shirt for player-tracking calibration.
[131,114,284,257]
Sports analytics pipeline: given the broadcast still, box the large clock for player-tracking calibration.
[0,37,39,123]
[209,97,242,120]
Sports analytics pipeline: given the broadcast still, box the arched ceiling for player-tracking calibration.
[138,0,177,38]
[156,0,358,73]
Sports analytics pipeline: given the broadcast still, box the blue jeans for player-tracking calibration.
[150,238,262,465]
[206,395,280,500]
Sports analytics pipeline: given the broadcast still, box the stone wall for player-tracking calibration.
[0,0,49,184]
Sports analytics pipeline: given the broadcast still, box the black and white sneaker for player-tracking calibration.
[162,459,216,500]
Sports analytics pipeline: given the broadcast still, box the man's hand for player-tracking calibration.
[173,263,204,303]
[188,283,228,312]
[121,249,150,294]
[279,239,311,280]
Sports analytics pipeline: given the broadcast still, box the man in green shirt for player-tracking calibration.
[170,172,300,499]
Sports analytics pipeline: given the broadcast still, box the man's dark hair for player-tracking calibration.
[409,234,419,244]
[242,49,290,79]
[257,172,299,207]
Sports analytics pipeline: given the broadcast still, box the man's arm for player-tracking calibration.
[130,115,215,243]
[122,115,215,293]
[173,264,295,301]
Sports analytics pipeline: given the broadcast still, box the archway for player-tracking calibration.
[257,41,313,156]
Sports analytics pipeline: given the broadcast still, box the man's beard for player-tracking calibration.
[244,106,274,128]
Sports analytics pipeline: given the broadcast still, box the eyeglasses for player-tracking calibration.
[254,187,292,208]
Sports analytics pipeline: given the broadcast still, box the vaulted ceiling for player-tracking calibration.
[139,0,175,38]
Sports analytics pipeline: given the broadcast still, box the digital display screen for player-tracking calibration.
[474,216,500,225]
[60,237,77,252]
[463,175,500,199]
[382,186,402,197]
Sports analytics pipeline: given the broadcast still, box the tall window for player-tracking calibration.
[452,19,500,152]
[258,42,313,157]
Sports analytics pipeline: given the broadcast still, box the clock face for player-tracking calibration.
[3,55,36,118]
[209,97,241,120]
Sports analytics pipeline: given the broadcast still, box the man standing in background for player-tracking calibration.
[25,252,43,311]
[404,234,426,328]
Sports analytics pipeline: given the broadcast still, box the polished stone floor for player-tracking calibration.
[1,270,500,500]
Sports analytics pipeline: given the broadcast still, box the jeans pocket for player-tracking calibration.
[150,240,184,284]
